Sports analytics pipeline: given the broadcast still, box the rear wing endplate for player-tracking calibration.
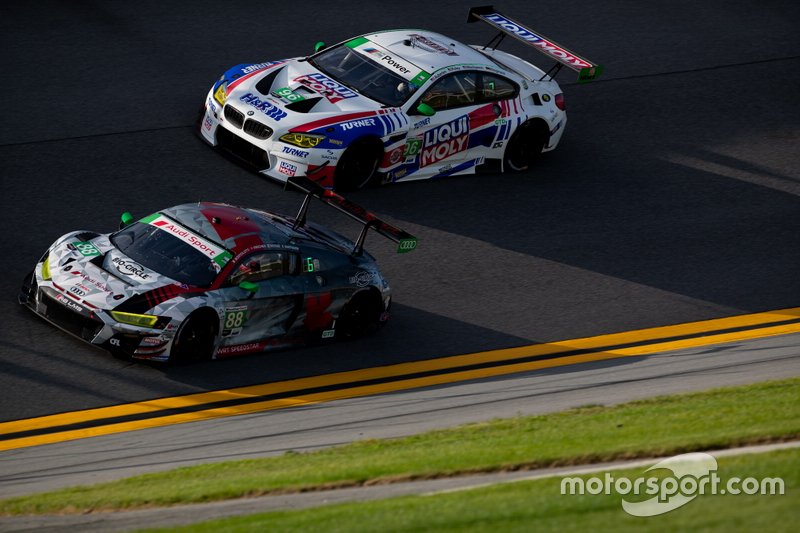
[286,175,418,256]
[467,5,603,83]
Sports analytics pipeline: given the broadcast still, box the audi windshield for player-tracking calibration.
[111,218,228,287]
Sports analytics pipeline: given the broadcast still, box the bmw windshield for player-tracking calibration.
[308,41,426,107]
[111,218,229,287]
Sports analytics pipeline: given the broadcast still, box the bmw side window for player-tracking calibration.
[479,74,517,102]
[418,72,478,111]
[228,252,286,285]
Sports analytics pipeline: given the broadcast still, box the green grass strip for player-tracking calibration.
[145,448,799,532]
[1,377,797,515]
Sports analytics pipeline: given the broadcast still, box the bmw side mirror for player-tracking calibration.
[119,212,134,229]
[416,103,436,117]
[314,41,327,53]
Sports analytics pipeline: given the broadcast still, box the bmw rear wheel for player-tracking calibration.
[503,121,546,172]
[334,138,383,192]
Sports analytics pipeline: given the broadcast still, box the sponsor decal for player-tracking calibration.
[346,38,431,86]
[494,118,508,125]
[239,93,288,121]
[321,150,339,161]
[279,161,298,176]
[73,241,100,257]
[328,138,344,146]
[217,342,265,356]
[112,257,151,280]
[492,141,504,148]
[420,116,470,167]
[55,293,84,314]
[72,271,112,292]
[68,286,87,297]
[412,117,431,129]
[349,271,375,287]
[203,116,213,131]
[483,13,592,68]
[339,118,376,131]
[388,146,404,165]
[140,336,166,346]
[272,86,306,103]
[206,98,218,116]
[223,306,249,337]
[295,72,358,103]
[321,329,335,339]
[145,214,232,269]
[109,338,121,347]
[408,34,458,56]
[281,146,309,158]
[397,238,418,253]
[241,61,282,74]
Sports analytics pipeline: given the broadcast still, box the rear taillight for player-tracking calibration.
[555,93,566,111]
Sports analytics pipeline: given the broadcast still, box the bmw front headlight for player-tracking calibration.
[279,132,325,148]
[213,82,228,106]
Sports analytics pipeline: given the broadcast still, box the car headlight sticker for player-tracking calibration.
[279,132,325,148]
[213,82,228,106]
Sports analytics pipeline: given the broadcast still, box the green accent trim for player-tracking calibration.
[397,238,418,254]
[214,251,233,268]
[345,36,369,48]
[73,241,100,257]
[411,70,431,86]
[577,64,604,83]
[415,103,435,117]
[140,213,160,224]
[239,281,259,293]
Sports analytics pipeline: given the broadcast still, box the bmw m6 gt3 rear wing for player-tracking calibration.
[286,175,418,256]
[467,5,603,83]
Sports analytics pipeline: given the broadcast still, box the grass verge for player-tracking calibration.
[0,377,797,515]
[142,448,799,532]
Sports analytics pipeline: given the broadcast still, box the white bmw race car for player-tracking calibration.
[198,6,601,190]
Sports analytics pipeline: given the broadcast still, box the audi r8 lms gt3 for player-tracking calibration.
[19,176,417,363]
[198,6,602,191]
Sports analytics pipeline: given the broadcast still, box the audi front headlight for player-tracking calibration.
[111,311,168,329]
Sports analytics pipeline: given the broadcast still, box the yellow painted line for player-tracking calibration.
[0,307,798,452]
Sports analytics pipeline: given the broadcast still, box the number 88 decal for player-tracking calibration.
[224,309,248,329]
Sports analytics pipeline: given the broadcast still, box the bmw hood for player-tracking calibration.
[225,59,380,120]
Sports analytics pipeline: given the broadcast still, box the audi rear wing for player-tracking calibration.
[286,175,418,256]
[467,5,603,83]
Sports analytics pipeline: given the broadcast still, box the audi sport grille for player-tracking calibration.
[224,105,245,128]
[243,118,273,139]
[40,291,103,341]
[216,128,271,170]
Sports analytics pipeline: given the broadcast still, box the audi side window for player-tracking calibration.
[228,252,286,285]
[419,72,478,111]
[479,74,518,102]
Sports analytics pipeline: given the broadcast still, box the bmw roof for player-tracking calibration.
[359,30,496,73]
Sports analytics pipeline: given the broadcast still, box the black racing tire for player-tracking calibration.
[503,121,547,172]
[334,137,383,192]
[170,310,217,363]
[336,291,382,340]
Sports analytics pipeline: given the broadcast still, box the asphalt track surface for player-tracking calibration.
[0,0,798,499]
